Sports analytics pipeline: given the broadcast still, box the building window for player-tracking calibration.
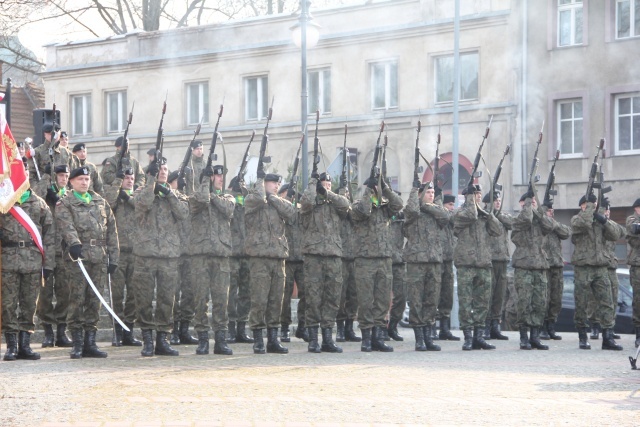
[558,0,583,47]
[557,100,583,156]
[370,61,397,110]
[616,0,640,39]
[435,52,479,104]
[71,93,92,136]
[308,68,331,114]
[615,93,640,154]
[105,91,127,133]
[245,76,269,120]
[186,82,209,125]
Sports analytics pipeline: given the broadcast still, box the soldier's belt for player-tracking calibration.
[2,240,37,248]
[84,239,107,247]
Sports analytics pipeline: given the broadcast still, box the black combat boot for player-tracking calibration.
[17,331,41,360]
[483,321,491,340]
[547,321,562,340]
[295,321,309,342]
[602,329,623,351]
[252,329,265,354]
[490,319,509,340]
[214,330,233,355]
[539,321,550,340]
[336,320,346,343]
[227,321,237,343]
[529,327,549,350]
[423,325,441,351]
[41,324,54,348]
[578,327,591,350]
[280,325,291,343]
[195,331,209,355]
[155,331,179,356]
[371,326,393,352]
[590,323,601,340]
[170,321,180,345]
[305,327,320,353]
[344,319,361,342]
[519,326,531,350]
[266,328,288,354]
[82,330,107,358]
[387,318,404,341]
[472,327,495,350]
[462,328,473,351]
[179,321,198,345]
[439,318,460,341]
[141,330,154,357]
[321,327,342,353]
[414,327,427,351]
[70,330,84,359]
[360,328,372,352]
[237,322,255,343]
[55,323,73,347]
[612,329,621,339]
[112,323,123,347]
[381,325,391,341]
[635,327,640,348]
[122,322,142,346]
[3,333,17,361]
[432,323,440,341]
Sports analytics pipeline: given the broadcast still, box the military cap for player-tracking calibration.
[122,167,134,176]
[264,173,282,183]
[212,165,224,175]
[147,148,158,156]
[17,141,24,148]
[462,184,482,196]
[72,143,85,153]
[319,172,332,182]
[115,136,127,147]
[519,192,529,202]
[278,183,290,195]
[61,131,68,138]
[420,182,434,193]
[633,198,640,208]
[167,170,180,183]
[191,139,203,149]
[42,123,54,133]
[443,194,456,204]
[482,191,501,204]
[54,165,70,174]
[578,193,597,206]
[69,167,90,180]
[157,157,168,165]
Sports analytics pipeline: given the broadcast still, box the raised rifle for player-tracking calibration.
[543,150,560,208]
[311,110,320,178]
[177,116,203,187]
[413,121,423,187]
[369,121,385,182]
[288,133,304,199]
[340,124,350,193]
[48,101,57,173]
[236,130,256,184]
[466,115,493,189]
[381,132,389,188]
[25,137,41,181]
[117,102,134,173]
[150,95,167,177]
[256,97,275,178]
[527,121,544,202]
[433,124,440,189]
[594,148,612,209]
[585,138,605,201]
[200,98,224,183]
[490,144,511,213]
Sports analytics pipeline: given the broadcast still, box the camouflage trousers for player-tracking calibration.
[1,270,41,333]
[457,266,491,329]
[337,259,358,322]
[304,255,342,329]
[588,268,619,325]
[514,268,547,328]
[354,257,392,330]
[248,257,286,330]
[488,261,508,321]
[281,260,304,327]
[65,260,104,333]
[192,255,230,332]
[132,256,178,333]
[573,265,614,329]
[36,255,70,325]
[173,256,195,323]
[389,263,406,321]
[503,275,518,331]
[632,266,640,328]
[228,256,251,323]
[406,262,441,327]
[544,266,564,323]
[437,261,454,320]
[110,251,136,324]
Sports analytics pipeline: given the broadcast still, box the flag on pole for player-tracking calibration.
[0,110,29,213]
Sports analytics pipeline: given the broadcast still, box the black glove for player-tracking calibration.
[147,162,159,176]
[257,163,265,179]
[43,269,53,281]
[543,198,554,209]
[339,176,347,189]
[232,179,243,193]
[44,163,52,175]
[115,169,126,179]
[69,244,83,261]
[412,177,421,189]
[593,212,607,225]
[107,263,117,275]
[364,176,377,189]
[46,187,59,204]
[434,186,442,198]
[202,165,214,177]
[461,184,475,196]
[311,171,320,180]
[316,181,327,195]
[154,183,171,196]
[177,177,187,191]
[632,223,640,235]
[602,197,611,210]
[118,189,130,202]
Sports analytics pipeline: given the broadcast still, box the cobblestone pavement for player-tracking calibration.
[1,330,640,427]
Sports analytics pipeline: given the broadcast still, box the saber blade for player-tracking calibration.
[77,259,129,331]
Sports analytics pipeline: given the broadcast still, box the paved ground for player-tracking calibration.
[2,329,640,427]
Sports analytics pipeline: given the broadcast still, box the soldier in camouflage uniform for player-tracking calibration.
[72,143,104,195]
[184,140,205,195]
[387,194,406,343]
[336,186,360,343]
[244,173,296,354]
[571,194,622,351]
[300,173,350,353]
[190,164,235,356]
[403,181,449,351]
[351,176,403,352]
[453,184,502,351]
[103,167,142,347]
[227,176,253,344]
[56,167,119,359]
[32,123,79,199]
[132,159,190,357]
[626,198,640,348]
[511,190,554,350]
[1,187,54,361]
[438,194,459,340]
[37,165,73,348]
[101,136,145,189]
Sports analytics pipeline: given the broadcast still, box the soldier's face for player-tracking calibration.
[18,146,25,157]
[59,136,68,147]
[122,174,134,190]
[321,180,332,192]
[44,131,52,143]
[56,172,69,188]
[192,146,204,158]
[75,148,87,160]
[444,202,455,211]
[264,180,279,194]
[422,189,435,204]
[212,174,224,191]
[474,192,483,203]
[70,175,90,193]
[494,198,501,210]
[635,206,640,215]
[546,208,554,217]
[605,209,610,219]
[157,165,169,183]
[580,202,587,211]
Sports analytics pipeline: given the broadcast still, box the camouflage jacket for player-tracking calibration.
[101,152,145,189]
[244,178,296,259]
[285,208,304,262]
[543,216,572,268]
[229,191,247,257]
[178,190,192,257]
[627,213,640,267]
[487,211,513,262]
[133,175,189,259]
[56,190,119,266]
[79,158,104,195]
[570,202,619,267]
[453,194,502,268]
[339,211,355,261]
[189,182,235,257]
[104,179,136,252]
[390,215,405,264]
[439,209,456,262]
[33,142,79,198]
[403,188,449,264]
[351,186,403,258]
[185,155,205,196]
[44,185,68,257]
[300,179,350,257]
[1,191,55,272]
[605,221,626,269]
[511,200,553,270]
